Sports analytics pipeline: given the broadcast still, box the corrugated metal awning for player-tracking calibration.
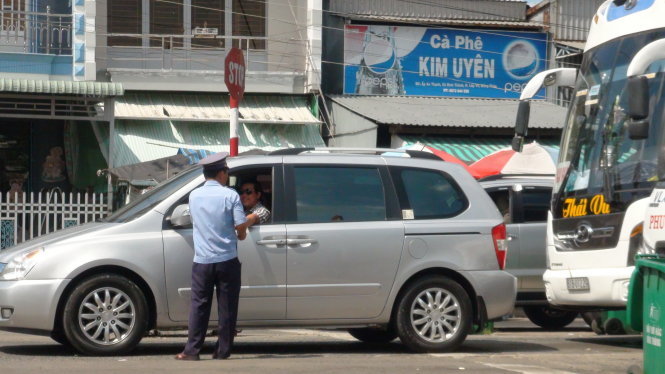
[330,96,567,129]
[0,78,124,96]
[115,92,320,124]
[347,15,542,29]
[104,120,325,167]
[397,135,559,163]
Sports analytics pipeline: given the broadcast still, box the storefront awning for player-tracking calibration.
[331,96,567,129]
[397,135,559,164]
[100,120,325,167]
[107,154,193,183]
[0,78,124,96]
[115,92,321,124]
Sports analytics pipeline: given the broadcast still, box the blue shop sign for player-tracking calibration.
[343,25,548,99]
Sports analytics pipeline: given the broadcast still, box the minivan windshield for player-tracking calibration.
[103,166,201,223]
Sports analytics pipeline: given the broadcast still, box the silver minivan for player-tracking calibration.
[0,149,516,355]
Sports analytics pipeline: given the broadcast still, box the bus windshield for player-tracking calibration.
[553,29,665,218]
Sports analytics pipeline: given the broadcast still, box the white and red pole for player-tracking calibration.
[224,47,246,157]
[229,96,239,156]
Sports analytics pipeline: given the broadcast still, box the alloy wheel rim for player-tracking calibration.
[78,287,136,345]
[410,287,461,343]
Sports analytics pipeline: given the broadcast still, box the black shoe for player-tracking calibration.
[175,352,200,361]
[211,353,230,360]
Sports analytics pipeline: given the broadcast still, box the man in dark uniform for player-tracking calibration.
[175,152,248,361]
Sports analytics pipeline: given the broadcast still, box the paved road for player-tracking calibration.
[0,318,643,374]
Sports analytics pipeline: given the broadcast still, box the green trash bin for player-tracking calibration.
[627,255,665,374]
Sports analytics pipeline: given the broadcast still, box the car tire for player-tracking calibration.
[50,328,71,347]
[523,306,578,330]
[395,276,472,353]
[62,274,148,356]
[348,327,398,343]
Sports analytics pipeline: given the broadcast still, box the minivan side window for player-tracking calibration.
[393,168,467,219]
[522,188,551,223]
[293,167,386,223]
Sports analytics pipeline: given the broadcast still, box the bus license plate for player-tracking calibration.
[566,277,590,291]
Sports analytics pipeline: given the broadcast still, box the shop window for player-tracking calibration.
[232,0,265,50]
[149,0,184,47]
[293,167,386,223]
[192,0,225,48]
[108,0,142,46]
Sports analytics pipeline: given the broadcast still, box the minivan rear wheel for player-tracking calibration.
[348,327,398,343]
[62,274,148,355]
[395,276,472,352]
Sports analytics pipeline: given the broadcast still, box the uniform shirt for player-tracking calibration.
[245,202,271,224]
[189,180,247,264]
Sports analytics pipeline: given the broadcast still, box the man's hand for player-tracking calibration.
[246,213,260,227]
[235,222,248,240]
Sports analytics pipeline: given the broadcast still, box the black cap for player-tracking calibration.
[198,152,229,172]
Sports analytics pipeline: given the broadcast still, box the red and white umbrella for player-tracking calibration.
[468,141,559,179]
[397,142,471,172]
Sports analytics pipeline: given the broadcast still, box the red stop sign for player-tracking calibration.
[224,47,246,102]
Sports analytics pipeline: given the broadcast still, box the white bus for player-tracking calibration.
[513,0,665,330]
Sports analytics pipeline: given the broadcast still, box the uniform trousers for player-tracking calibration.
[183,257,241,358]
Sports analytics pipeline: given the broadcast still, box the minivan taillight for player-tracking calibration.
[492,224,507,270]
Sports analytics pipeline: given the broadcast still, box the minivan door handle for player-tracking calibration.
[256,239,287,246]
[286,238,317,246]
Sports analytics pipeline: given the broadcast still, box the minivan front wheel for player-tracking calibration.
[62,274,148,355]
[395,277,472,352]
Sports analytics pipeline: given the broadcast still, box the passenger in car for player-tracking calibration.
[493,193,511,224]
[239,180,271,226]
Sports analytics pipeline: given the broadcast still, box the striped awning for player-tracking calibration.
[115,92,320,124]
[0,78,124,96]
[398,136,560,164]
[105,119,325,167]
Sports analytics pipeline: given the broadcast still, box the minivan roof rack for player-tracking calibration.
[267,147,443,161]
[477,173,555,182]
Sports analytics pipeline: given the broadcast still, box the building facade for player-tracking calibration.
[0,0,326,198]
[321,0,570,163]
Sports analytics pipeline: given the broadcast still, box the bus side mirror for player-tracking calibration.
[515,101,530,136]
[513,101,530,151]
[627,76,649,140]
[512,136,524,152]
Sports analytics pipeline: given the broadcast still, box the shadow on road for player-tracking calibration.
[0,338,557,358]
[569,335,643,350]
[494,326,592,333]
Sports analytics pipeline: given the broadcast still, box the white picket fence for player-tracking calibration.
[0,191,109,249]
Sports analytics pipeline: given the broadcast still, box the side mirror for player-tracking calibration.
[515,101,530,136]
[627,76,649,119]
[627,76,650,140]
[512,135,524,152]
[170,204,192,227]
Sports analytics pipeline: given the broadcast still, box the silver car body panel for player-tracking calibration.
[480,176,553,299]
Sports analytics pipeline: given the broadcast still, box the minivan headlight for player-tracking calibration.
[0,247,44,281]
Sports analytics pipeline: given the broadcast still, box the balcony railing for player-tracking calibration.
[0,8,72,55]
[107,34,307,73]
